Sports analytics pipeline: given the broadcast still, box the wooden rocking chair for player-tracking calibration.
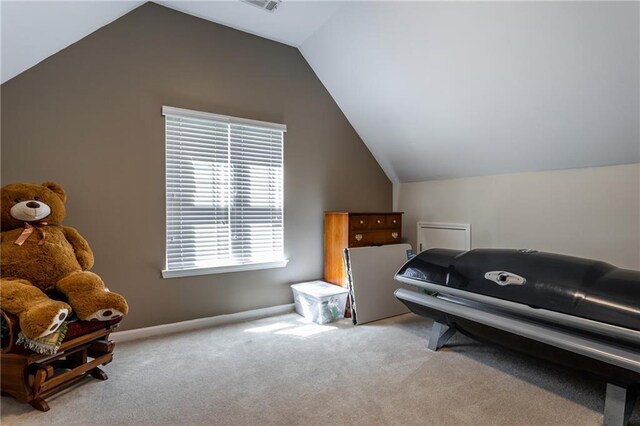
[1,310,121,411]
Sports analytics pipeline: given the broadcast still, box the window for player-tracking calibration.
[162,106,287,278]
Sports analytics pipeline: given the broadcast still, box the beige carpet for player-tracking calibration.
[1,312,638,425]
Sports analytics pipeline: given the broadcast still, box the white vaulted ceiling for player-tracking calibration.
[0,1,145,83]
[2,1,639,182]
[0,0,346,83]
[156,0,347,46]
[300,1,640,182]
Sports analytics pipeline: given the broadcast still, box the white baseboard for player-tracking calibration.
[111,303,295,343]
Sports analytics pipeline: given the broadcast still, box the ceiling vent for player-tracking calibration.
[242,0,282,13]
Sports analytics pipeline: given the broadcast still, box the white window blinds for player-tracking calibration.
[163,106,286,277]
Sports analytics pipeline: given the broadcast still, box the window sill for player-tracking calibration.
[161,259,289,279]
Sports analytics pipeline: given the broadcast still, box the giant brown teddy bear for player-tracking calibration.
[0,181,128,339]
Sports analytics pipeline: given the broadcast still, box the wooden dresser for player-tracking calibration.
[324,212,403,288]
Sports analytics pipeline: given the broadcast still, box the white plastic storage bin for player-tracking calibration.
[291,281,349,324]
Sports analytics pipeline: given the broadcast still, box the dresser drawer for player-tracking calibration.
[386,214,402,228]
[349,215,369,230]
[349,230,401,247]
[368,215,388,229]
[350,214,391,230]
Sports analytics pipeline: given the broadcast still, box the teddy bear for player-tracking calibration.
[0,181,128,340]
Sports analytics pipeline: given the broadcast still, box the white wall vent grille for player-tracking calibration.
[242,0,282,13]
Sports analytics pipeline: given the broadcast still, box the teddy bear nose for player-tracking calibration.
[26,201,40,208]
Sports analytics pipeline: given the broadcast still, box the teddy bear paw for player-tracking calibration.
[37,308,69,338]
[86,308,123,322]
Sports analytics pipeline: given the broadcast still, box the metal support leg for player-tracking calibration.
[604,383,637,426]
[427,321,456,351]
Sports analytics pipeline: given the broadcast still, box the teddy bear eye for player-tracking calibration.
[34,196,41,201]
[14,198,21,203]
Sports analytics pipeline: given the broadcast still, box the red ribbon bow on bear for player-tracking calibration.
[14,222,48,246]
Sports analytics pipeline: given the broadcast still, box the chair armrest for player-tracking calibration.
[1,310,21,354]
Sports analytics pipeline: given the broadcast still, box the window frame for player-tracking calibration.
[161,106,288,279]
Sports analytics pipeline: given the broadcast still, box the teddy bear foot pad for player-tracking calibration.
[85,309,124,322]
[38,308,69,338]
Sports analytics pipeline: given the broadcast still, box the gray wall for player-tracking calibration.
[398,164,640,270]
[0,3,392,330]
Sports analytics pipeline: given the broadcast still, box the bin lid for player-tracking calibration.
[291,280,349,298]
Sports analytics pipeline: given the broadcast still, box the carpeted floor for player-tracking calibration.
[1,312,638,425]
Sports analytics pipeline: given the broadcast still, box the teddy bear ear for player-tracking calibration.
[42,181,67,203]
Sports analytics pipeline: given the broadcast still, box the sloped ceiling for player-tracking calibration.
[0,1,144,83]
[300,1,640,182]
[0,1,346,82]
[156,1,347,46]
[2,1,638,183]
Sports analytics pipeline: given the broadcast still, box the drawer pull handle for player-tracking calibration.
[355,234,363,241]
[391,232,398,239]
[376,219,382,224]
[359,220,364,224]
[392,220,397,224]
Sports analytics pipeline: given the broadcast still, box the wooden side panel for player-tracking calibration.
[0,356,32,402]
[324,212,349,287]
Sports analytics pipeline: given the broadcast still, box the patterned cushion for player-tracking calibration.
[64,317,122,341]
[1,316,122,355]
